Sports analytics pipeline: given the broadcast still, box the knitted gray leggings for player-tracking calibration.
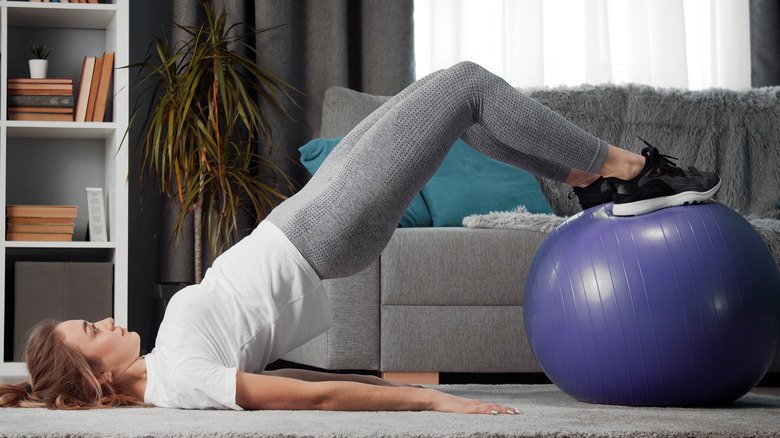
[266,61,609,280]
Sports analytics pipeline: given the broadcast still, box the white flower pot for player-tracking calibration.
[29,59,48,79]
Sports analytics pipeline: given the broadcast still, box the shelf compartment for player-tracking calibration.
[3,246,116,362]
[5,122,117,139]
[6,137,112,243]
[5,23,114,123]
[6,2,117,30]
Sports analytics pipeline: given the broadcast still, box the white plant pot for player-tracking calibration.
[29,59,48,79]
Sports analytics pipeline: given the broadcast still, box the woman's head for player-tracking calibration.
[0,318,152,409]
[57,317,141,382]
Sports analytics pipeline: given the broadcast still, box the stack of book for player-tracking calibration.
[75,52,115,122]
[7,79,75,121]
[6,205,77,242]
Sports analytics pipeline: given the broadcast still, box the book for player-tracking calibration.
[8,107,73,114]
[8,88,72,96]
[85,187,107,241]
[85,55,103,122]
[8,112,74,121]
[7,224,74,234]
[7,216,75,224]
[93,52,114,122]
[74,56,96,122]
[8,78,73,85]
[6,233,73,242]
[7,205,78,218]
[8,84,73,91]
[7,95,74,108]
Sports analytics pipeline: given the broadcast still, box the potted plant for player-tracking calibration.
[130,1,301,284]
[28,42,50,79]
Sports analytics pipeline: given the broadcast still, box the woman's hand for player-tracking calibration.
[360,376,518,414]
[428,388,519,415]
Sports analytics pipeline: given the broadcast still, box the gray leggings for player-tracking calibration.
[266,61,609,280]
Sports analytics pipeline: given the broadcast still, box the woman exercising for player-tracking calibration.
[2,61,719,412]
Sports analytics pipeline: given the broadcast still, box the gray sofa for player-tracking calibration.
[280,83,780,382]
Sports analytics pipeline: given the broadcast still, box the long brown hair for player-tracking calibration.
[0,319,153,409]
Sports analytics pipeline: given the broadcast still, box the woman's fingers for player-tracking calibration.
[471,400,520,415]
[429,389,521,415]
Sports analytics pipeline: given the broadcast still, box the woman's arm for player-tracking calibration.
[318,380,433,412]
[236,371,323,410]
[318,380,519,414]
[263,368,419,387]
[236,371,428,411]
[237,371,518,414]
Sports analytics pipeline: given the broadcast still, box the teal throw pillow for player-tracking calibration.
[420,139,554,226]
[298,137,433,227]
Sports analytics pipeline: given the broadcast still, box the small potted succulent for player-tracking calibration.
[28,42,50,79]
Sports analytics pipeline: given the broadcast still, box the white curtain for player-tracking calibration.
[414,0,752,90]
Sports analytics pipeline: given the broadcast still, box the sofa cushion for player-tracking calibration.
[298,137,433,227]
[320,86,391,138]
[381,305,542,372]
[380,227,547,306]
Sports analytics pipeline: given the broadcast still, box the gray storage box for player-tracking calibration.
[13,262,113,361]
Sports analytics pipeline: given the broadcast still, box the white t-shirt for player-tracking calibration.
[143,219,332,410]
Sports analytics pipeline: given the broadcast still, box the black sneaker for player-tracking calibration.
[606,136,721,216]
[570,177,613,210]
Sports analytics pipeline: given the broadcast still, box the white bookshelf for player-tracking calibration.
[0,0,129,379]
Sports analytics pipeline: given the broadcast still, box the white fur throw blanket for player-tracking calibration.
[462,205,780,268]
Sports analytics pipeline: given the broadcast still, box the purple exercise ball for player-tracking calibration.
[523,202,780,407]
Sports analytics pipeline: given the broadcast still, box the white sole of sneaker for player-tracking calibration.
[612,179,722,217]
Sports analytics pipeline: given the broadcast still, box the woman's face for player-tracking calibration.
[56,317,140,377]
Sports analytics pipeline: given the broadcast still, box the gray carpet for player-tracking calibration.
[1,384,778,438]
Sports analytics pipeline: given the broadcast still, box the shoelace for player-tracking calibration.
[652,152,686,177]
[638,135,686,178]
